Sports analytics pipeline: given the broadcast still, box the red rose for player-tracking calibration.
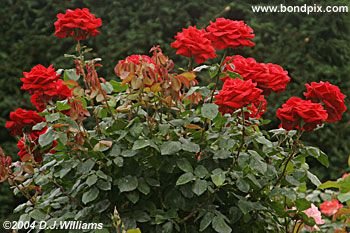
[54,8,102,40]
[206,18,255,50]
[21,64,60,94]
[223,55,290,94]
[246,95,267,119]
[304,81,347,122]
[276,97,328,131]
[30,79,72,111]
[215,78,263,114]
[171,26,216,64]
[320,199,343,216]
[5,108,45,136]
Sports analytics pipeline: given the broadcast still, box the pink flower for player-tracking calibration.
[303,204,325,232]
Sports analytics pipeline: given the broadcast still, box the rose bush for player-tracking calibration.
[0,8,348,233]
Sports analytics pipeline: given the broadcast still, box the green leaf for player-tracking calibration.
[236,178,250,193]
[182,142,200,153]
[307,171,321,187]
[137,178,150,195]
[82,187,99,204]
[194,165,208,178]
[192,179,207,196]
[86,175,98,187]
[97,180,111,191]
[64,68,80,81]
[319,180,340,189]
[56,100,71,111]
[32,122,47,131]
[176,158,193,173]
[117,175,138,192]
[132,140,151,150]
[38,127,56,147]
[110,80,128,92]
[77,160,95,174]
[30,209,47,220]
[199,212,214,232]
[338,192,350,202]
[45,113,60,122]
[306,146,329,167]
[176,172,195,185]
[212,216,232,233]
[126,229,141,233]
[96,170,108,180]
[160,141,182,155]
[211,170,225,187]
[201,103,219,120]
[295,198,311,211]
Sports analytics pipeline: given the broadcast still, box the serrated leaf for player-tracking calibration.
[201,103,219,120]
[82,187,99,204]
[176,172,195,185]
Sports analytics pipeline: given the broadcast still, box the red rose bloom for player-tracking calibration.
[246,95,267,119]
[304,81,347,122]
[320,199,343,216]
[54,8,102,40]
[206,18,255,50]
[171,26,216,64]
[21,64,60,94]
[5,108,45,136]
[276,97,328,131]
[30,80,72,111]
[215,78,263,114]
[223,55,290,94]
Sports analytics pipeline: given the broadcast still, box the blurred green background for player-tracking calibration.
[1,0,349,222]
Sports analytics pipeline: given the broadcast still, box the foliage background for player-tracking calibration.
[0,0,349,223]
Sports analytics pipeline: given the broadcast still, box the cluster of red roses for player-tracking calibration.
[171,18,255,64]
[4,8,104,162]
[171,18,346,130]
[171,18,291,119]
[277,81,347,131]
[5,64,73,162]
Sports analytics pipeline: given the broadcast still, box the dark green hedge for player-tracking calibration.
[1,0,349,221]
